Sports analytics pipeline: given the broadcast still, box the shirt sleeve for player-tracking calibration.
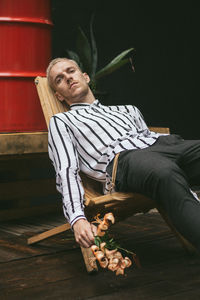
[125,105,149,132]
[48,115,86,227]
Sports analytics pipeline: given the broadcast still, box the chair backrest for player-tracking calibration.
[35,76,69,128]
[35,76,170,134]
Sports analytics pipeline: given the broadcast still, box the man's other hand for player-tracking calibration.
[73,219,97,248]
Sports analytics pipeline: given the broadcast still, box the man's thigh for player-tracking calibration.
[178,139,200,185]
[115,149,182,195]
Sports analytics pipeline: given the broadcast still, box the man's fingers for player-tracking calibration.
[81,229,94,247]
[77,234,93,248]
[75,229,93,247]
[73,219,96,248]
[91,224,97,236]
[79,238,91,248]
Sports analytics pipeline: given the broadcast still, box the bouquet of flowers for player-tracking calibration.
[89,212,141,275]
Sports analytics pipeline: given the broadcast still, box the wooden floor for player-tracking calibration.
[1,210,200,300]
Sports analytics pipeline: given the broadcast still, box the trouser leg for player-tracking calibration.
[177,139,200,186]
[107,137,200,250]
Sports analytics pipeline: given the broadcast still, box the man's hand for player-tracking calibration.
[73,219,97,248]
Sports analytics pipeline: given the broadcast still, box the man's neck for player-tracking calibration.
[68,89,95,106]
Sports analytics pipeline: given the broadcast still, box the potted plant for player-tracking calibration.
[65,14,134,94]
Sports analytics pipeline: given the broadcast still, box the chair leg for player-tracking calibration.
[27,223,70,245]
[27,223,98,272]
[81,247,98,273]
[157,205,198,255]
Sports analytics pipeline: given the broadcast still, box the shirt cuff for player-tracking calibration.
[70,212,86,228]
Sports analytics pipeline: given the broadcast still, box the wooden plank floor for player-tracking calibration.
[0,211,200,300]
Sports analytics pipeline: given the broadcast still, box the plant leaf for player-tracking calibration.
[65,49,79,62]
[108,48,134,65]
[76,26,92,75]
[65,50,84,70]
[94,236,101,248]
[95,47,134,80]
[90,13,98,79]
[95,58,128,80]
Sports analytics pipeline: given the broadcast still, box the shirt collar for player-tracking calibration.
[70,99,100,110]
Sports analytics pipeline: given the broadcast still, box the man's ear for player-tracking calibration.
[83,72,90,84]
[55,91,65,102]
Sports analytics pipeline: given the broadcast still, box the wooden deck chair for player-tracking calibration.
[28,77,197,272]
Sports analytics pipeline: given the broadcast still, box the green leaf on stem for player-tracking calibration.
[95,48,134,80]
[76,26,92,75]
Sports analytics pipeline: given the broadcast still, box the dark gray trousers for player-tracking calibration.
[107,135,200,251]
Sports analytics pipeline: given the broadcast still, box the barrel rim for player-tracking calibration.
[0,17,53,26]
[0,72,47,78]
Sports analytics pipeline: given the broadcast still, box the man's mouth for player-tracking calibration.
[70,82,78,89]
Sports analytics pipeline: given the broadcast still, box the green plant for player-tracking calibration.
[65,14,134,93]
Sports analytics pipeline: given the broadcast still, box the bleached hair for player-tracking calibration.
[46,57,81,90]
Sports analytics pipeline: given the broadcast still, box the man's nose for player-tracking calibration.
[64,73,73,84]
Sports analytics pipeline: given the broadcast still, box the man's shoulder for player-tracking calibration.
[51,111,71,119]
[49,111,70,126]
[108,104,136,113]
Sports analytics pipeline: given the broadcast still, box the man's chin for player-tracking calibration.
[69,90,89,104]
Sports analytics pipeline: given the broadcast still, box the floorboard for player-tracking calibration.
[0,211,200,300]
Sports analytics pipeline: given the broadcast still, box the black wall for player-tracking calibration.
[51,0,199,139]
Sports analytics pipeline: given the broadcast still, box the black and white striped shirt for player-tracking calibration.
[48,100,163,226]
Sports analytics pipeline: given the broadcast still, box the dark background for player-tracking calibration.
[51,0,199,139]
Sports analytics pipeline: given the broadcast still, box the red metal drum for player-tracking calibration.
[0,0,53,132]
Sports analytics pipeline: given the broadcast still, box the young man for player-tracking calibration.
[47,58,200,251]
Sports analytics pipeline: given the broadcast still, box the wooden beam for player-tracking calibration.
[27,223,71,245]
[149,127,170,134]
[0,132,48,155]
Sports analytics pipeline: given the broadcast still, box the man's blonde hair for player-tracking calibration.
[46,57,81,90]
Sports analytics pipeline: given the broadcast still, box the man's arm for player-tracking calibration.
[110,104,149,132]
[48,115,96,247]
[131,106,149,131]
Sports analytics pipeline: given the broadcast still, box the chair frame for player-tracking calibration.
[27,76,197,273]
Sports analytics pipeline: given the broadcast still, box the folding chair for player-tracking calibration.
[28,77,197,273]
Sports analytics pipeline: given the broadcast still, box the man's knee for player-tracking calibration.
[154,165,176,181]
[150,163,182,189]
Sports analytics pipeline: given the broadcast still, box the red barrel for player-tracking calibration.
[0,0,53,132]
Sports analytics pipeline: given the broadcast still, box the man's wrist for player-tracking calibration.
[71,215,86,228]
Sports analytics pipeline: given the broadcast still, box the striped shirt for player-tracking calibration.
[48,99,164,226]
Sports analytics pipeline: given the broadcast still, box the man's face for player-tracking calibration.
[49,60,90,105]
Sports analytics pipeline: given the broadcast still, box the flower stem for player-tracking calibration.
[117,246,135,255]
